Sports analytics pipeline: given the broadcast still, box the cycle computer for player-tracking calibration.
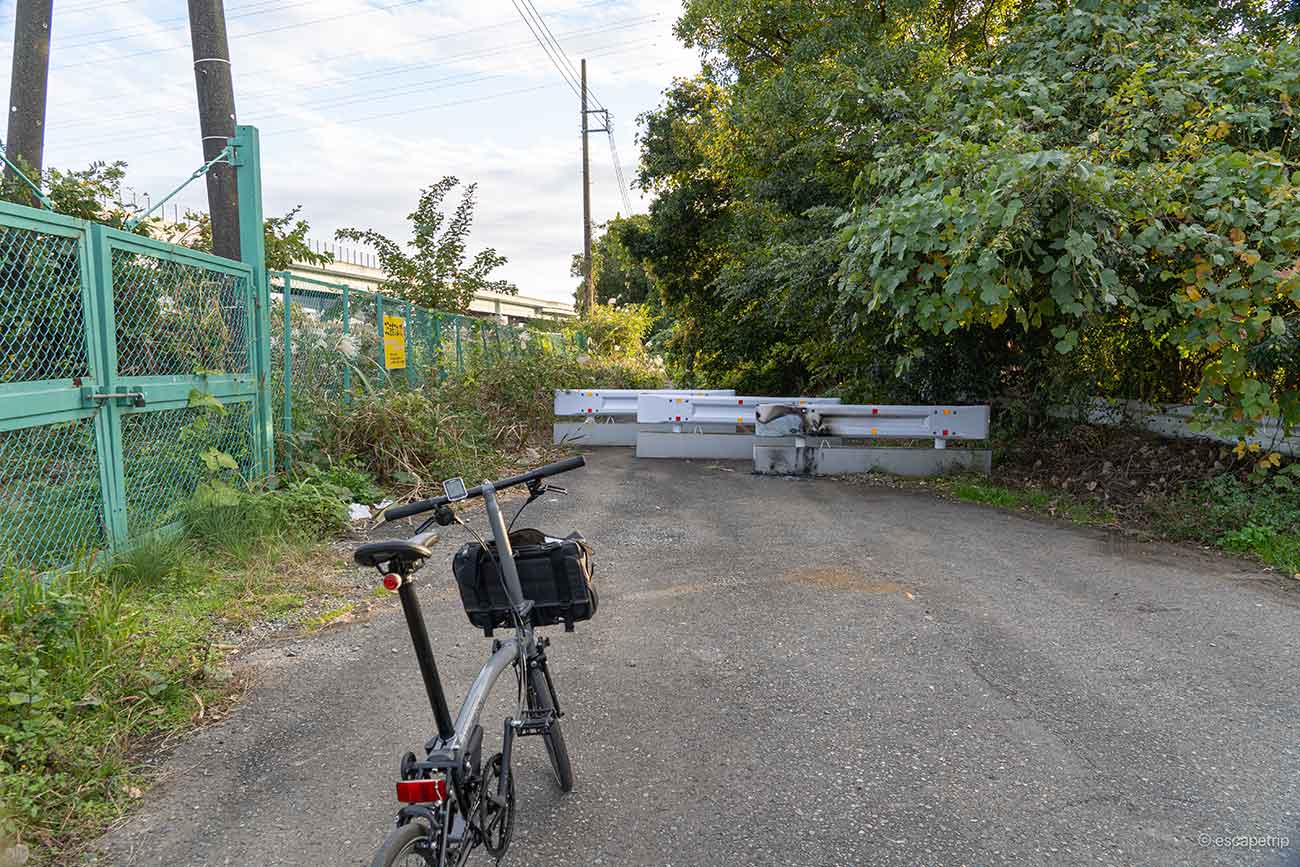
[442,477,468,502]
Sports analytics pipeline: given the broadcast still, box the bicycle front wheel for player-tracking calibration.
[527,664,574,792]
[369,820,437,867]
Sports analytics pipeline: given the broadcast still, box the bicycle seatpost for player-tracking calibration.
[396,578,456,742]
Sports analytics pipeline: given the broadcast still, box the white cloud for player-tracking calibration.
[0,0,699,302]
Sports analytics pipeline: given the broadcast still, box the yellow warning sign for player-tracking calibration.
[383,315,406,370]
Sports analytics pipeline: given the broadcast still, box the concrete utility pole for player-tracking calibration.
[581,58,594,312]
[5,0,54,198]
[187,0,240,260]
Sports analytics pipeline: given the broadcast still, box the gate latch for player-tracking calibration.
[82,386,146,408]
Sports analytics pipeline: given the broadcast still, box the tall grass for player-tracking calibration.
[310,350,666,493]
[0,468,366,864]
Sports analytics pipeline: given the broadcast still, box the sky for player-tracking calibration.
[0,0,700,304]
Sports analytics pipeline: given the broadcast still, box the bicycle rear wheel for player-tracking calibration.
[370,820,437,867]
[527,664,574,792]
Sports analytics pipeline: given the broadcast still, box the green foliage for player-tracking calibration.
[336,177,514,312]
[309,351,665,493]
[571,216,658,309]
[0,159,142,230]
[0,558,208,860]
[0,457,361,862]
[0,157,330,272]
[182,476,350,556]
[630,0,1298,446]
[564,302,656,362]
[838,0,1300,441]
[295,462,383,505]
[176,205,333,271]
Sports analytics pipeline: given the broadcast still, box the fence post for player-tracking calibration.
[229,124,274,479]
[480,321,489,362]
[281,272,293,471]
[404,299,415,387]
[341,284,352,397]
[375,293,386,377]
[86,223,129,550]
[455,316,463,374]
[433,314,443,382]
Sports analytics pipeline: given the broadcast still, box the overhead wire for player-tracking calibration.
[37,0,428,72]
[40,0,639,109]
[51,0,323,52]
[47,14,662,134]
[117,58,669,163]
[509,0,583,100]
[59,36,658,151]
[508,0,635,212]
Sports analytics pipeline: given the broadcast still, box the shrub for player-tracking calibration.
[308,351,666,492]
[295,462,383,505]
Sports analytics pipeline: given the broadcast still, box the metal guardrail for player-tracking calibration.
[1052,398,1298,458]
[553,389,737,446]
[756,403,989,448]
[636,395,841,426]
[554,388,734,417]
[553,387,993,477]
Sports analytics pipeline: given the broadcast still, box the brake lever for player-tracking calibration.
[544,484,568,496]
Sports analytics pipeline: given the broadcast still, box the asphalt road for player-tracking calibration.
[96,450,1300,866]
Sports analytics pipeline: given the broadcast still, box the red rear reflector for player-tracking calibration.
[396,778,447,803]
[382,573,402,591]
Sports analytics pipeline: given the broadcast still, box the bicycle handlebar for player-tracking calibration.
[383,455,587,522]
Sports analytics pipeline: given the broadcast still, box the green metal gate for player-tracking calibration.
[0,128,272,571]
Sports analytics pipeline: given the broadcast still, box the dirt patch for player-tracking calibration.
[998,423,1264,517]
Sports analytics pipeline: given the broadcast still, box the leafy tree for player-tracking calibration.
[564,302,655,361]
[1,159,150,231]
[336,176,514,312]
[630,0,1299,449]
[837,0,1300,439]
[172,205,332,271]
[0,158,334,271]
[570,216,658,309]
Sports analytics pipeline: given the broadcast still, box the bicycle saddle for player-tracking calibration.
[354,531,440,569]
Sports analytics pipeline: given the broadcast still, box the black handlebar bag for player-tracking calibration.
[452,529,597,635]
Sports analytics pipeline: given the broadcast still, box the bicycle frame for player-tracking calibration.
[393,480,539,763]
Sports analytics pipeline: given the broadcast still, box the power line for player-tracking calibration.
[507,0,633,211]
[46,15,661,133]
[112,59,668,164]
[34,0,638,107]
[509,0,582,101]
[33,0,427,72]
[53,0,321,52]
[607,130,633,214]
[0,0,136,24]
[55,36,657,151]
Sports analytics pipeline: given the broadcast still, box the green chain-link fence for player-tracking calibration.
[269,271,582,470]
[0,201,271,573]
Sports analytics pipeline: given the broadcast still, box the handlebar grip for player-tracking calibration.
[384,498,434,521]
[542,455,586,475]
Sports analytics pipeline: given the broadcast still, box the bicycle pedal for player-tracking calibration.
[513,708,554,735]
